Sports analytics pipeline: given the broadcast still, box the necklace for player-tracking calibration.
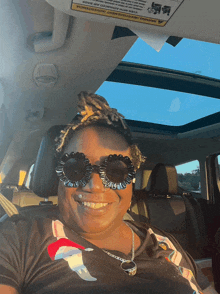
[103,224,137,276]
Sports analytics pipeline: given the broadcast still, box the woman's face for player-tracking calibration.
[58,126,133,239]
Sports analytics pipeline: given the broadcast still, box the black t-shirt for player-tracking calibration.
[0,215,209,294]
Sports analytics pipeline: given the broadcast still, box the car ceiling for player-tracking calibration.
[1,0,220,184]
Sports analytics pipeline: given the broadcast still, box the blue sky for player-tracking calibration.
[176,160,199,174]
[96,37,220,173]
[96,38,220,126]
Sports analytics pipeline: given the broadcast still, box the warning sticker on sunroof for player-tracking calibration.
[71,0,184,26]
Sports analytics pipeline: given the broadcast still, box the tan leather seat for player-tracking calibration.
[131,163,208,259]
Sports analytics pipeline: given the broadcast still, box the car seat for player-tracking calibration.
[131,163,208,259]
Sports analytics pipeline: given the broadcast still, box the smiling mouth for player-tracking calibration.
[79,201,109,209]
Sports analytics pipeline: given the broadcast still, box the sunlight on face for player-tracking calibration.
[58,126,133,239]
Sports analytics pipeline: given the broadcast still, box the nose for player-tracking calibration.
[82,172,106,192]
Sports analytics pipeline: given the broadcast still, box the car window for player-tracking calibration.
[176,160,201,195]
[217,155,220,173]
[25,164,34,190]
[217,155,220,185]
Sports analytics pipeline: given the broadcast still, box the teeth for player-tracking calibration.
[81,202,108,209]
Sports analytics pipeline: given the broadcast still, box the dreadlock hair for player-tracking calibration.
[55,91,145,170]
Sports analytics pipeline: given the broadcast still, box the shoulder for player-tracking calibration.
[0,214,59,293]
[0,214,57,272]
[125,219,179,241]
[126,221,197,270]
[128,220,211,291]
[0,205,60,231]
[127,220,185,248]
[0,213,56,245]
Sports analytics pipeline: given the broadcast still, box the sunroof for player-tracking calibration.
[96,37,220,126]
[123,38,220,80]
[96,82,220,126]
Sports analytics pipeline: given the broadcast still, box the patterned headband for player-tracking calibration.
[55,91,145,170]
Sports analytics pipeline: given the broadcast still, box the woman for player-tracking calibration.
[0,92,215,293]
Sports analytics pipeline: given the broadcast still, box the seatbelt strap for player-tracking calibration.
[184,193,207,239]
[0,192,19,217]
[130,190,149,222]
[182,195,200,248]
[137,199,149,222]
[123,212,135,221]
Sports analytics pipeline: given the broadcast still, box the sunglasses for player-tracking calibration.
[55,152,135,190]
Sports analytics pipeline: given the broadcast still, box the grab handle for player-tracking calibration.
[34,9,69,53]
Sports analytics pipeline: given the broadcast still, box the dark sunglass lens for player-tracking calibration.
[63,158,86,182]
[106,160,128,183]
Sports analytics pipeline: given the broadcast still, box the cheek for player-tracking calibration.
[58,183,68,205]
[118,184,132,209]
[58,184,77,218]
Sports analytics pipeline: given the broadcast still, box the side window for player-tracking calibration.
[176,160,201,195]
[25,164,34,189]
[217,155,220,180]
[217,155,220,188]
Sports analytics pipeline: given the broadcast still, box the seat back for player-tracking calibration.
[212,228,220,292]
[31,125,65,198]
[131,163,207,259]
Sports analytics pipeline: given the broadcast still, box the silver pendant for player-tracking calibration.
[121,260,137,276]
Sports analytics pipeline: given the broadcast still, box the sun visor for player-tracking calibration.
[46,0,184,51]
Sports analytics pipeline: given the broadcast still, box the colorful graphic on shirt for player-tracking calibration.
[148,228,182,265]
[148,228,203,294]
[48,220,97,282]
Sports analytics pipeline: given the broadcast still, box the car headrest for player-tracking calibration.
[134,160,155,191]
[31,125,65,198]
[149,163,178,195]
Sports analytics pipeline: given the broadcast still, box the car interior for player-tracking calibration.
[1,0,220,292]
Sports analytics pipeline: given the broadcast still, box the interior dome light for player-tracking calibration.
[33,63,58,88]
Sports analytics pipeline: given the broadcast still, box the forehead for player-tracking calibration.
[64,126,130,160]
